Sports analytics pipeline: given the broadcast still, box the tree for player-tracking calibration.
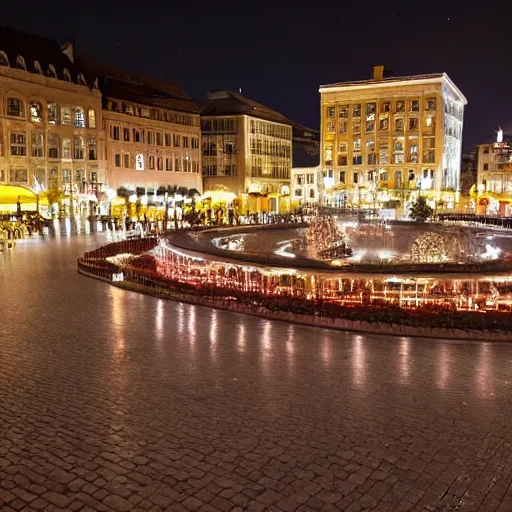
[409,196,434,222]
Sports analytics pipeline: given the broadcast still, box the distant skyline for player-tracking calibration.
[2,0,511,147]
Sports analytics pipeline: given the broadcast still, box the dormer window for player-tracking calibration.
[77,73,87,86]
[47,65,57,78]
[0,51,9,66]
[16,55,26,70]
[62,69,72,82]
[33,61,43,74]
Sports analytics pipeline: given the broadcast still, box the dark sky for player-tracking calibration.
[3,0,510,147]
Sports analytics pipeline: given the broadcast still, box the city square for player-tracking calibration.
[3,235,512,512]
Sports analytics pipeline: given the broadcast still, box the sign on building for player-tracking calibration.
[136,154,144,171]
[112,273,124,282]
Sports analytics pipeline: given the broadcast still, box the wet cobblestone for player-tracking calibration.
[1,237,512,511]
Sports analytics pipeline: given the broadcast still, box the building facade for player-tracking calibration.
[319,66,467,212]
[476,129,512,215]
[0,28,106,214]
[201,91,293,212]
[77,57,202,198]
[291,166,321,206]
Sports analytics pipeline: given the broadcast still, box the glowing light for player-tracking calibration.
[128,194,137,203]
[481,245,501,260]
[275,242,296,259]
[378,250,393,261]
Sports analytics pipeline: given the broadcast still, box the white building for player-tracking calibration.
[291,166,321,206]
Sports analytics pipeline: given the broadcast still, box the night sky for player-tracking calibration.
[3,0,510,147]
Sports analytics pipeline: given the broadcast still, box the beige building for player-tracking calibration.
[0,27,106,214]
[476,129,512,215]
[319,66,467,211]
[201,91,292,212]
[77,57,202,197]
[291,166,321,206]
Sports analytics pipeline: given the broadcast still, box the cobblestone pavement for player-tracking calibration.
[2,237,512,511]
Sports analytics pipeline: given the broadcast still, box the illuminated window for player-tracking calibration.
[61,106,71,125]
[394,170,402,187]
[408,137,419,163]
[63,69,72,82]
[409,117,419,130]
[33,61,42,74]
[365,116,375,133]
[88,137,97,160]
[395,118,404,132]
[366,102,376,115]
[326,121,335,133]
[48,103,58,124]
[379,138,389,165]
[61,138,71,159]
[326,106,335,118]
[47,65,57,79]
[379,115,389,130]
[393,137,404,164]
[7,97,25,117]
[410,100,419,112]
[9,169,28,183]
[123,128,130,142]
[10,132,26,156]
[426,98,436,111]
[422,137,436,163]
[381,102,391,113]
[48,167,58,188]
[88,109,96,128]
[353,104,361,117]
[31,133,44,157]
[48,134,59,158]
[147,131,154,144]
[73,107,85,127]
[338,119,348,134]
[338,105,349,118]
[425,116,434,128]
[352,119,361,133]
[73,137,85,159]
[30,101,43,122]
[353,138,361,152]
[396,101,405,113]
[324,144,333,166]
[173,134,180,147]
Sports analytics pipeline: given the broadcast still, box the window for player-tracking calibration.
[88,110,96,128]
[294,188,302,197]
[307,173,314,184]
[111,126,120,140]
[338,154,348,166]
[73,107,85,127]
[61,106,71,125]
[77,73,87,86]
[353,138,361,152]
[88,137,97,160]
[339,142,347,153]
[339,171,346,184]
[123,104,134,115]
[326,106,335,118]
[7,98,25,117]
[173,134,180,147]
[379,138,389,165]
[63,69,72,82]
[425,116,434,128]
[379,115,389,130]
[10,132,26,156]
[324,144,333,166]
[123,128,130,142]
[296,174,305,185]
[115,154,121,167]
[353,104,361,117]
[148,131,155,145]
[224,141,234,154]
[379,169,388,182]
[353,154,362,165]
[366,102,376,115]
[175,157,182,171]
[396,101,405,113]
[366,117,375,133]
[338,119,348,134]
[61,169,71,186]
[394,170,402,188]
[192,137,199,149]
[157,157,163,170]
[9,169,28,183]
[48,135,59,158]
[48,167,58,188]
[61,138,71,159]
[395,118,404,132]
[156,132,163,146]
[352,119,361,133]
[423,137,436,163]
[149,156,155,169]
[394,137,405,164]
[410,100,419,112]
[34,168,45,186]
[16,55,26,70]
[381,102,391,113]
[31,133,44,157]
[338,105,349,118]
[47,65,57,79]
[48,103,58,124]
[166,157,172,171]
[30,101,43,123]
[409,117,419,130]
[0,51,9,66]
[426,98,436,111]
[124,153,130,168]
[183,136,189,148]
[326,121,335,133]
[368,153,376,165]
[353,172,359,184]
[483,163,489,171]
[133,129,142,143]
[73,137,85,159]
[483,147,489,154]
[408,137,419,163]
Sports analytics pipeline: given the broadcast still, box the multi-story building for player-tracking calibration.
[460,146,477,196]
[76,56,202,198]
[291,166,321,206]
[0,27,106,215]
[201,91,293,213]
[319,66,467,212]
[476,128,512,215]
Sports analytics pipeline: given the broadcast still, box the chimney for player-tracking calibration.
[373,65,384,81]
[61,42,74,63]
